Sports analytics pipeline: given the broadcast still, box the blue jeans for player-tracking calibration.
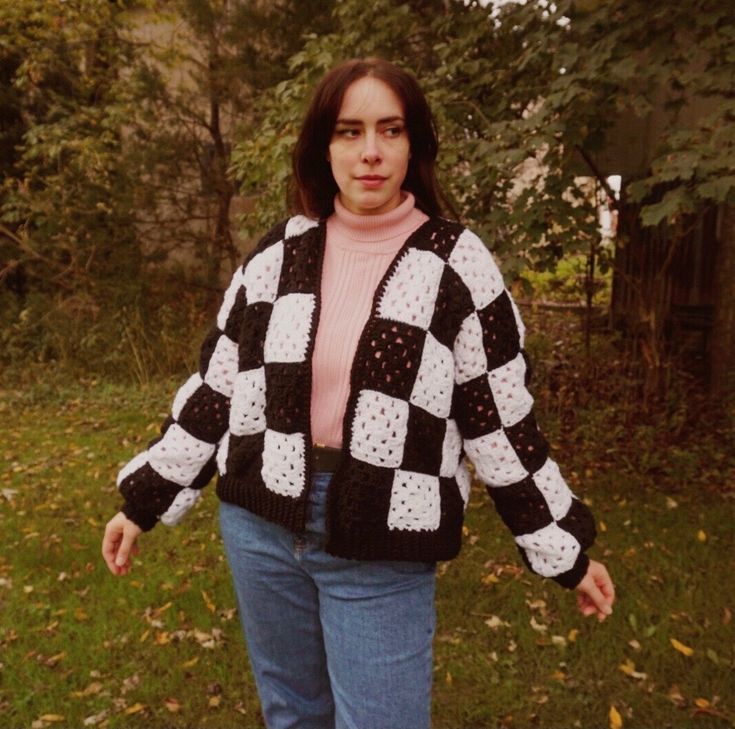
[219,471,436,729]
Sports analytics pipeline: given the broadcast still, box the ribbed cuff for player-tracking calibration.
[121,502,159,532]
[551,552,590,590]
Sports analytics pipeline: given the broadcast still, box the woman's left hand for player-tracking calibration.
[575,559,615,621]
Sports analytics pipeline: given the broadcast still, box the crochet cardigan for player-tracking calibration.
[118,214,596,589]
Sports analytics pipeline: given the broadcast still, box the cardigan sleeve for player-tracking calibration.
[116,264,247,532]
[449,228,596,589]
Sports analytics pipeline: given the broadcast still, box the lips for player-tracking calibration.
[356,175,387,189]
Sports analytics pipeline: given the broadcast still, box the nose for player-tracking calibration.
[361,131,381,164]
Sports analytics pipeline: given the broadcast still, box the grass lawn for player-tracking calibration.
[1,369,733,728]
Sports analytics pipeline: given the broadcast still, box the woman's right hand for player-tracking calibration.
[102,512,143,576]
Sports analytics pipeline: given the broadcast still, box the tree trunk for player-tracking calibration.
[710,203,735,401]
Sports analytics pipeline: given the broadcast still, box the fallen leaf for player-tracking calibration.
[164,697,181,713]
[208,695,221,708]
[482,573,499,585]
[668,684,686,707]
[529,616,548,633]
[182,656,199,668]
[697,530,707,542]
[670,638,694,656]
[551,635,567,648]
[201,590,216,613]
[484,615,509,629]
[567,628,579,642]
[609,704,623,729]
[82,709,109,726]
[39,716,65,723]
[694,698,711,709]
[618,658,647,680]
[124,702,145,715]
[445,671,452,685]
[722,608,731,625]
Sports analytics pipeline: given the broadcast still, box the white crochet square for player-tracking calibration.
[487,352,534,428]
[377,248,445,330]
[216,431,230,475]
[464,429,528,487]
[203,334,239,398]
[509,295,526,347]
[148,424,216,487]
[532,459,573,521]
[172,373,203,421]
[261,429,306,498]
[230,368,267,436]
[264,293,315,363]
[455,461,472,508]
[388,470,441,532]
[217,267,246,331]
[515,523,580,577]
[285,215,319,238]
[410,332,454,418]
[453,311,488,385]
[161,487,201,526]
[350,389,409,468]
[243,240,284,305]
[448,229,505,310]
[440,419,462,478]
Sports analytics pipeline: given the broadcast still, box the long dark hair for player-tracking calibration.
[291,58,451,219]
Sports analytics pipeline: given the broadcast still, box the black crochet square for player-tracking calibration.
[177,382,230,445]
[278,229,322,296]
[414,218,463,261]
[264,362,311,434]
[227,432,266,477]
[452,374,502,439]
[486,475,553,536]
[238,302,272,370]
[119,462,181,518]
[476,290,521,371]
[223,286,248,341]
[199,325,221,377]
[401,404,444,475]
[504,412,549,474]
[330,459,395,534]
[557,498,597,551]
[428,264,475,350]
[358,318,425,400]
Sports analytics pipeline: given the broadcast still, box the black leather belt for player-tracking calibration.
[312,444,342,472]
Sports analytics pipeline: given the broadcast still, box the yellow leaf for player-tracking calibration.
[155,631,171,645]
[86,517,99,527]
[208,695,221,708]
[445,671,453,685]
[74,608,89,622]
[153,601,173,617]
[567,628,579,643]
[697,530,707,542]
[481,573,499,585]
[201,589,216,613]
[609,704,623,729]
[164,697,181,713]
[670,638,694,656]
[694,698,711,708]
[44,651,66,667]
[39,715,65,723]
[182,656,199,668]
[124,703,145,715]
[139,629,150,643]
[599,520,607,532]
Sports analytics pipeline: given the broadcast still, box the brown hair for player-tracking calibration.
[291,58,450,219]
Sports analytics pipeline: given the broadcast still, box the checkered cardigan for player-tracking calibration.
[118,214,596,588]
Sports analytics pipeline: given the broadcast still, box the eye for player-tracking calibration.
[335,127,359,139]
[384,125,405,138]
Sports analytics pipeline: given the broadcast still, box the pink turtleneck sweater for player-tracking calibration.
[310,193,429,448]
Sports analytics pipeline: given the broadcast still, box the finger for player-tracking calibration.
[585,580,613,617]
[102,533,122,574]
[115,530,137,568]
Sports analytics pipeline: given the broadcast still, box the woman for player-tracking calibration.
[102,58,615,729]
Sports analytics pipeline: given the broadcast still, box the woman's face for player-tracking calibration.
[328,76,411,216]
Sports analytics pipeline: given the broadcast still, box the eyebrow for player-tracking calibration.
[335,115,405,125]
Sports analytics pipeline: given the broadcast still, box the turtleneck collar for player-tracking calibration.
[326,192,429,253]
